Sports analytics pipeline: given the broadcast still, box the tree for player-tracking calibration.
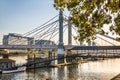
[54,0,120,42]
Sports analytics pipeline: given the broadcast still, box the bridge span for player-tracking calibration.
[0,45,120,50]
[71,46,120,50]
[0,45,73,49]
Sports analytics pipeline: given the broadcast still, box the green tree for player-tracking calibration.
[54,0,120,42]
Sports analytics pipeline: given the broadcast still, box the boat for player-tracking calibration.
[0,66,26,74]
[0,51,26,74]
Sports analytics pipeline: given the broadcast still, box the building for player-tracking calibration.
[3,33,34,45]
[35,40,56,46]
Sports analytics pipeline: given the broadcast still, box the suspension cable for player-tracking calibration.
[34,23,58,44]
[47,23,58,42]
[33,20,58,38]
[24,20,58,37]
[100,34,120,43]
[9,20,58,45]
[18,21,58,45]
[35,22,58,39]
[96,35,116,46]
[23,15,58,36]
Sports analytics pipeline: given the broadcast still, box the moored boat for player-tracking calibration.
[0,53,26,74]
[1,66,26,74]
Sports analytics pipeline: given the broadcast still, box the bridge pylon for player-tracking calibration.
[57,10,65,64]
[68,17,72,45]
[67,18,72,56]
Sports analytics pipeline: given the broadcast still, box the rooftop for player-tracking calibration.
[0,58,15,63]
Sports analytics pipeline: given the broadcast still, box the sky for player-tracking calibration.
[0,0,59,43]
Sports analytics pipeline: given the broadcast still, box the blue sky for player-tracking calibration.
[0,0,59,34]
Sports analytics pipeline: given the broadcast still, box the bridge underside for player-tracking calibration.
[71,46,120,50]
[0,45,120,50]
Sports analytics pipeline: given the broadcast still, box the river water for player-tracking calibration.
[0,55,120,80]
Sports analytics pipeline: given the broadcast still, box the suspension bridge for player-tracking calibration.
[0,11,120,49]
[0,11,120,67]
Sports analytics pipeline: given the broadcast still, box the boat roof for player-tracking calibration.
[0,58,15,63]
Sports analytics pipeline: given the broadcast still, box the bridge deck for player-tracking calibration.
[71,46,120,50]
[0,45,120,50]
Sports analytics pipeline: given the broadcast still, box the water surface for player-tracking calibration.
[0,55,120,80]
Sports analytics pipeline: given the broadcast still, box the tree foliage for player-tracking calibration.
[54,0,120,42]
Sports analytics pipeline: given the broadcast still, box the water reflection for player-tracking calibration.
[9,55,27,64]
[51,68,58,80]
[1,55,120,80]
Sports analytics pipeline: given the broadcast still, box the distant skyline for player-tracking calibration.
[0,0,60,43]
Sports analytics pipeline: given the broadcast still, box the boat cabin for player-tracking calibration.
[0,58,15,70]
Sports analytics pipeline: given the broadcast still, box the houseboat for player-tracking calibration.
[0,52,26,74]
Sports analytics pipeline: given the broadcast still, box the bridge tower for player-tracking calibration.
[68,18,72,45]
[57,10,64,63]
[67,18,72,56]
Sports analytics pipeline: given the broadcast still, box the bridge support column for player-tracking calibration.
[66,18,72,60]
[57,10,65,64]
[68,18,72,45]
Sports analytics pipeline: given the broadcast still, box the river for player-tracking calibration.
[0,55,120,80]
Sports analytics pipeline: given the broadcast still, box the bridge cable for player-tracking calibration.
[100,34,120,43]
[96,35,116,46]
[34,23,58,43]
[23,15,59,36]
[19,21,58,45]
[10,20,59,45]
